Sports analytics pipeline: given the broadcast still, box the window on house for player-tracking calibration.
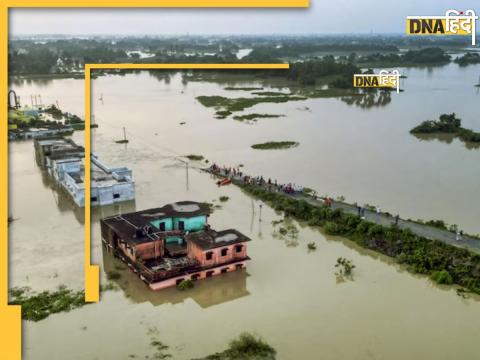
[113,193,120,199]
[221,248,228,257]
[235,245,243,253]
[91,196,98,202]
[178,221,185,230]
[159,222,166,231]
[206,251,213,260]
[206,271,214,277]
[176,278,185,286]
[191,273,200,281]
[235,264,243,270]
[221,268,229,274]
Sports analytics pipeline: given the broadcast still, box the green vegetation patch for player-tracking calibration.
[251,91,291,96]
[224,86,264,91]
[43,104,63,119]
[335,257,355,276]
[238,183,480,295]
[431,270,453,285]
[8,109,34,123]
[185,154,205,161]
[356,47,451,67]
[9,286,86,322]
[106,271,122,280]
[215,110,232,119]
[193,332,276,360]
[196,95,306,113]
[303,88,361,98]
[411,113,480,145]
[251,141,299,150]
[233,113,284,122]
[177,279,194,291]
[454,52,480,66]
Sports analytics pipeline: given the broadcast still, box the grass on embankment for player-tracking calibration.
[251,141,299,150]
[239,183,480,295]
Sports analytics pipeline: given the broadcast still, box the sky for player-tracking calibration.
[9,1,480,36]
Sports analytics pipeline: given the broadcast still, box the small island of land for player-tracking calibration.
[251,141,299,150]
[193,332,276,360]
[454,52,480,66]
[410,113,480,146]
[185,154,205,161]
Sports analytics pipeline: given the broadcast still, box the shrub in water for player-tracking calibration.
[177,279,194,291]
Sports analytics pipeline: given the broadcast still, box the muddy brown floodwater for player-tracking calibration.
[8,63,480,359]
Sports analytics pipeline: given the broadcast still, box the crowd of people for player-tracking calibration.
[209,163,307,196]
[208,164,466,242]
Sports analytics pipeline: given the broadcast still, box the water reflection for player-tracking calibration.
[38,168,137,223]
[148,70,172,84]
[8,76,54,87]
[412,133,480,150]
[341,90,392,109]
[101,245,250,308]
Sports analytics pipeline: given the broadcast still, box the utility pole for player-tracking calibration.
[176,157,189,191]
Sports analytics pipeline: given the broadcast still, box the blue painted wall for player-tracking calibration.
[174,215,207,231]
[150,215,206,232]
[166,236,184,244]
[150,217,173,231]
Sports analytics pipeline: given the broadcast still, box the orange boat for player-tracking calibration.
[217,178,232,186]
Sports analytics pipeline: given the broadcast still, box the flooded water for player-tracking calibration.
[8,62,480,359]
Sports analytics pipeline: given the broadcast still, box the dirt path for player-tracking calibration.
[206,168,480,255]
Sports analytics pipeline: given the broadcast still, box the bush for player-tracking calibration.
[9,286,86,322]
[431,270,453,285]
[177,279,194,291]
[324,221,344,235]
[237,181,480,295]
[335,257,355,275]
[106,271,122,280]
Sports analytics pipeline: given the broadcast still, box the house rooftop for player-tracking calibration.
[121,201,210,225]
[186,229,251,250]
[102,201,210,244]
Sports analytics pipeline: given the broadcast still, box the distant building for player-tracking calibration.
[9,126,74,140]
[34,137,135,207]
[101,201,251,290]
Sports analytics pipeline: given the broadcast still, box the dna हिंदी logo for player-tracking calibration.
[353,70,401,93]
[406,9,478,45]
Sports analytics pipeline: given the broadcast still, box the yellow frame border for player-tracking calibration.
[1,2,301,357]
[84,63,290,304]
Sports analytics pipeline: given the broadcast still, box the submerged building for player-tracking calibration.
[34,137,135,207]
[101,201,251,290]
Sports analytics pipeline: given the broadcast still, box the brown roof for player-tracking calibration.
[186,229,251,250]
[101,201,210,245]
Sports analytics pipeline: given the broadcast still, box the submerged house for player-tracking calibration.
[101,201,251,290]
[34,137,135,207]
